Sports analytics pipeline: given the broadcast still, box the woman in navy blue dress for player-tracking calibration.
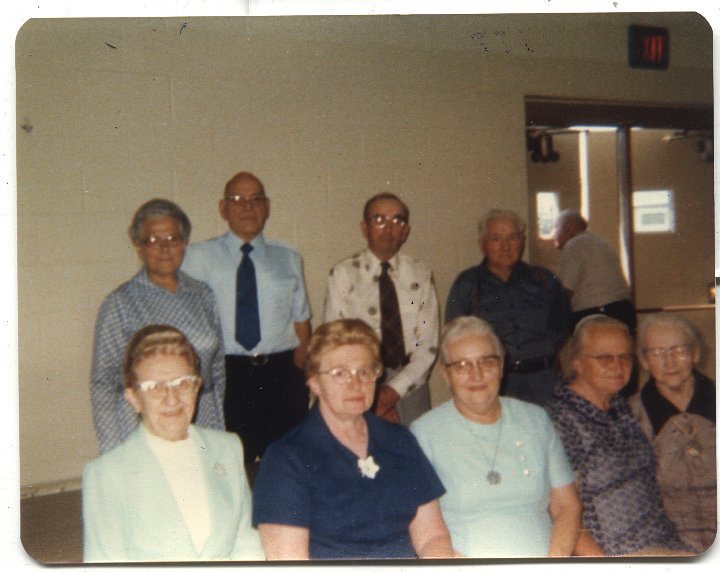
[252,318,455,560]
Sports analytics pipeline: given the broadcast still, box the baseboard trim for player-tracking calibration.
[21,478,82,499]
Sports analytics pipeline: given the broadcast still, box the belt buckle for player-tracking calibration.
[507,359,522,374]
[250,354,269,366]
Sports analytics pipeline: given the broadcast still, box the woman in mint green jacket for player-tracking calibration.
[83,325,264,562]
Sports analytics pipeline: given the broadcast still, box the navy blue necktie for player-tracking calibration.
[235,243,261,350]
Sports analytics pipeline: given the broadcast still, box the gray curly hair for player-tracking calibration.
[128,198,192,243]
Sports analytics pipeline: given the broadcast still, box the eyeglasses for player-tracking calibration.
[224,194,267,208]
[317,367,381,385]
[135,375,200,398]
[642,344,693,361]
[485,233,524,245]
[367,214,408,228]
[140,234,185,249]
[584,353,635,367]
[445,356,502,377]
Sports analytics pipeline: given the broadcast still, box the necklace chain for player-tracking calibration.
[464,409,503,485]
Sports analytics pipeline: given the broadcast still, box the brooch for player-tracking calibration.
[213,462,227,477]
[358,456,380,479]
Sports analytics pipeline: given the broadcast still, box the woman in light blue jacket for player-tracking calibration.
[410,316,581,558]
[83,325,264,562]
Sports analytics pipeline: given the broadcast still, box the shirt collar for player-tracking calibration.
[223,231,267,255]
[366,248,400,272]
[136,266,187,293]
[176,270,192,291]
[136,266,180,294]
[566,231,585,247]
[479,258,532,283]
[309,401,399,458]
[136,266,154,286]
[641,372,716,434]
[556,379,626,423]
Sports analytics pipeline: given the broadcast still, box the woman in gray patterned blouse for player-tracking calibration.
[629,313,716,553]
[90,198,225,453]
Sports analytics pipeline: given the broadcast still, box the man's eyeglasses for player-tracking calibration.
[135,375,200,398]
[367,214,408,228]
[485,233,524,245]
[140,234,185,249]
[642,344,693,362]
[444,356,502,378]
[224,194,267,208]
[317,367,381,385]
[584,353,635,367]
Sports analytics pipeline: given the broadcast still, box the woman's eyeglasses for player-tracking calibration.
[641,344,693,362]
[444,356,502,378]
[318,367,381,385]
[140,234,184,249]
[135,375,200,398]
[584,353,635,367]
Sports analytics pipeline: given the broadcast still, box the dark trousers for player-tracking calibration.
[224,352,309,464]
[572,299,638,396]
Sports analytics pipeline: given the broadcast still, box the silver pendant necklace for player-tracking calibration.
[465,409,503,485]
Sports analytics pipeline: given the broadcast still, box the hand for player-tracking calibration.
[378,407,401,424]
[293,347,306,371]
[374,385,401,423]
[292,320,311,370]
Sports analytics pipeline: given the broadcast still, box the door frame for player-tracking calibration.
[524,96,713,299]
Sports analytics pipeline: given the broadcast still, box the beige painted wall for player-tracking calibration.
[16,13,713,486]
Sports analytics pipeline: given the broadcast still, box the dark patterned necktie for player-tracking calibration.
[235,243,261,350]
[379,261,406,368]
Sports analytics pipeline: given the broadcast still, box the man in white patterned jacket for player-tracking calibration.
[323,193,440,425]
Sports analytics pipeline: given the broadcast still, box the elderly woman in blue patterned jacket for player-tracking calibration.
[83,325,263,562]
[90,198,225,453]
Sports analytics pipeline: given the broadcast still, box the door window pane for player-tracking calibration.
[633,190,675,233]
[536,191,559,239]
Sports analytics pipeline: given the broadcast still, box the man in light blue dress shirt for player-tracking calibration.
[182,171,311,464]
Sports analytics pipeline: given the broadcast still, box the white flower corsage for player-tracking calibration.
[358,455,380,479]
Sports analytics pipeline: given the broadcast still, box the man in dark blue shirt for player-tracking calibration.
[445,208,571,406]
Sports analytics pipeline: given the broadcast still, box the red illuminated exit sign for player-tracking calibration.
[629,25,669,69]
